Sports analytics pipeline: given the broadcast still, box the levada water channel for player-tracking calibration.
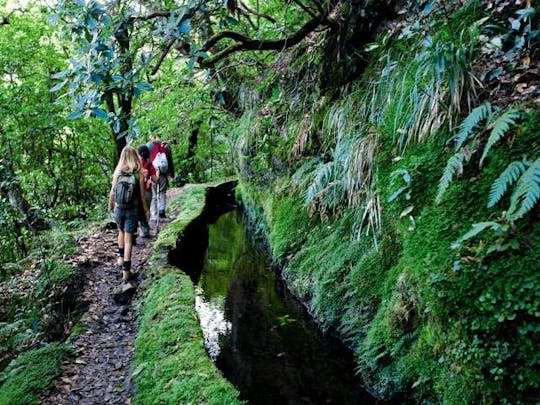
[168,183,382,405]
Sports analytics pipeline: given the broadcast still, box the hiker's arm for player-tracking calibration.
[166,146,175,178]
[150,167,159,183]
[139,172,150,218]
[108,186,115,212]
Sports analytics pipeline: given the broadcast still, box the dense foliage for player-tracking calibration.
[0,0,538,403]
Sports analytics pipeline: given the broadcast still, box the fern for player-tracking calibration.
[507,158,540,220]
[487,160,528,208]
[452,221,508,248]
[451,102,492,150]
[436,149,467,203]
[306,161,335,204]
[480,108,521,165]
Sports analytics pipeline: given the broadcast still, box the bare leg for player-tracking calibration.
[124,233,133,262]
[123,232,133,281]
[117,230,125,266]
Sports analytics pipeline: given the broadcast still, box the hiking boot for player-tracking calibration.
[112,282,136,304]
[122,270,133,281]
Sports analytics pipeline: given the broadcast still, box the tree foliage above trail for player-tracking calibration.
[51,0,405,158]
[51,0,335,154]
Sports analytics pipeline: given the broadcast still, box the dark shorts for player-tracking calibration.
[114,206,138,234]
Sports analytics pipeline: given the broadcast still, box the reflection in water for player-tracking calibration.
[194,286,231,361]
[179,210,377,405]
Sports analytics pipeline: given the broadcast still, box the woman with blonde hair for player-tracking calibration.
[108,145,149,282]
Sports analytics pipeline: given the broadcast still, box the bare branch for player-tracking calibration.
[200,30,253,52]
[150,36,177,76]
[200,14,327,67]
[237,7,257,30]
[238,2,277,24]
[130,11,176,22]
[141,5,202,76]
[1,7,28,25]
[311,0,327,16]
[291,0,318,19]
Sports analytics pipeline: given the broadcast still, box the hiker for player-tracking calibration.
[108,146,149,282]
[147,135,175,222]
[137,144,158,238]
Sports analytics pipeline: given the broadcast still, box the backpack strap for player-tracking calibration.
[149,141,160,163]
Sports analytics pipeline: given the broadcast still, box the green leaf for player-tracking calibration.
[388,187,408,203]
[507,158,540,220]
[224,16,238,26]
[364,43,379,52]
[487,160,528,208]
[515,8,536,20]
[67,110,83,120]
[52,70,69,79]
[50,80,68,92]
[453,221,508,247]
[91,108,108,119]
[436,150,467,203]
[480,108,521,165]
[136,82,153,92]
[177,19,191,34]
[451,102,492,150]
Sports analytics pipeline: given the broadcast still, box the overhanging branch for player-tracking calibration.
[200,15,328,67]
[130,11,176,22]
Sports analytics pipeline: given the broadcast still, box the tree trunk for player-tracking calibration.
[0,155,48,233]
[186,121,201,175]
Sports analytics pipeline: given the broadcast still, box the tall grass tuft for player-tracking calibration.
[364,5,485,149]
[296,2,485,242]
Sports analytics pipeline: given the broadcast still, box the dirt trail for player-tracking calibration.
[42,188,182,405]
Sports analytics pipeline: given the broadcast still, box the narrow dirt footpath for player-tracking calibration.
[42,188,181,405]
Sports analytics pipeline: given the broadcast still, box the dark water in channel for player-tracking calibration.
[171,210,378,405]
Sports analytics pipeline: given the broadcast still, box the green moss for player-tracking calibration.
[224,4,539,402]
[134,273,241,405]
[236,110,539,403]
[269,194,312,258]
[133,184,243,405]
[0,343,70,405]
[153,184,206,252]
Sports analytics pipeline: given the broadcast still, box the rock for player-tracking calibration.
[112,282,136,304]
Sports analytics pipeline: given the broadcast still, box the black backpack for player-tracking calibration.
[114,171,138,209]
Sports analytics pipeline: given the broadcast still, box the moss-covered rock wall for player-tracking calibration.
[227,1,539,403]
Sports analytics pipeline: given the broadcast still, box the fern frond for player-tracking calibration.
[507,158,540,220]
[436,150,467,203]
[291,158,322,193]
[453,221,508,247]
[487,160,528,208]
[480,108,521,165]
[451,102,492,150]
[305,161,335,205]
